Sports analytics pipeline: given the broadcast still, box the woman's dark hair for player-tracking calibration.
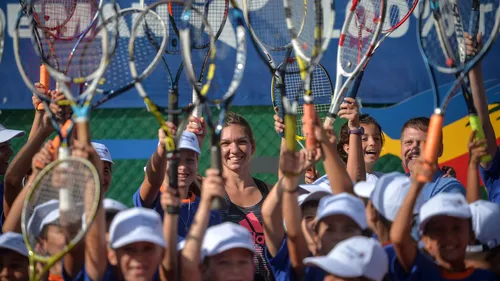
[223,112,255,142]
[336,114,384,163]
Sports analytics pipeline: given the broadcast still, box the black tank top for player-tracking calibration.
[219,178,275,281]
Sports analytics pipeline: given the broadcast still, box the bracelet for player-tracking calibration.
[166,205,181,214]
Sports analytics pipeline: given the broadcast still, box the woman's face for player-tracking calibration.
[220,125,254,172]
[178,149,199,189]
[360,123,382,164]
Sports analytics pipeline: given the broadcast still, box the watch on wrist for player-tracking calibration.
[349,127,364,136]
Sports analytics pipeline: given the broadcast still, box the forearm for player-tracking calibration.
[262,180,284,257]
[28,111,43,141]
[161,212,179,281]
[321,141,354,195]
[346,134,365,183]
[140,148,168,206]
[466,163,481,203]
[2,181,31,233]
[85,204,107,281]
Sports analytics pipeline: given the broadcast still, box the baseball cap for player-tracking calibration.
[27,200,60,238]
[91,142,113,164]
[353,181,375,199]
[0,124,24,143]
[0,232,28,257]
[179,131,200,154]
[103,198,127,213]
[304,236,388,281]
[419,193,471,233]
[370,172,424,221]
[202,222,255,258]
[312,175,331,190]
[316,193,367,230]
[109,208,166,249]
[469,200,500,250]
[297,184,332,206]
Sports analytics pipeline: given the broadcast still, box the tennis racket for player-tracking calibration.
[284,0,335,150]
[325,0,414,126]
[91,7,166,109]
[323,0,386,128]
[243,0,308,150]
[181,0,245,210]
[21,156,100,281]
[417,0,500,182]
[130,0,200,193]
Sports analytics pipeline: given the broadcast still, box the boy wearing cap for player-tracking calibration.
[91,142,114,193]
[0,232,29,281]
[304,236,389,281]
[134,129,221,237]
[390,164,497,281]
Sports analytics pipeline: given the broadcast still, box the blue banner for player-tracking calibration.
[1,0,499,109]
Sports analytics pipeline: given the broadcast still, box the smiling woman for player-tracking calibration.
[217,112,274,281]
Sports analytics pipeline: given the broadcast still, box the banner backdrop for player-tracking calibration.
[1,0,499,109]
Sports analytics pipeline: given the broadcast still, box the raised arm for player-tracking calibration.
[466,130,488,203]
[159,186,180,281]
[390,158,428,272]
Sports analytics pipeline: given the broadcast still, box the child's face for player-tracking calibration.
[178,149,199,189]
[0,249,29,281]
[204,248,254,281]
[422,216,472,265]
[315,215,362,256]
[361,123,382,164]
[37,225,66,256]
[113,242,163,281]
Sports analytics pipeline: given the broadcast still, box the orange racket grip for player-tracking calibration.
[417,111,443,183]
[37,65,50,111]
[50,120,72,159]
[303,103,317,150]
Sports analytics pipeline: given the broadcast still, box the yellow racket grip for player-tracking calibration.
[469,115,492,163]
[284,114,297,152]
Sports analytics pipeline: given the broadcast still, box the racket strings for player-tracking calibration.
[247,0,292,50]
[23,159,98,257]
[384,0,416,32]
[339,0,382,74]
[290,0,316,59]
[191,0,228,48]
[31,0,78,31]
[283,61,331,137]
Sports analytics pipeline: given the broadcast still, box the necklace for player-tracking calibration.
[179,200,191,233]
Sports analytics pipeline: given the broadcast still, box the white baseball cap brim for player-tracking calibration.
[111,226,166,249]
[419,193,471,233]
[0,125,24,143]
[353,181,375,199]
[304,256,361,278]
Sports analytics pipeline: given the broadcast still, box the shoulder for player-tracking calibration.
[469,268,498,280]
[425,175,465,199]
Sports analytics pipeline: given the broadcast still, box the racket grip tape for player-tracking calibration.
[303,103,317,150]
[210,146,227,210]
[417,111,443,183]
[469,115,492,163]
[284,114,297,151]
[274,82,285,138]
[346,71,364,99]
[37,65,50,110]
[168,89,179,124]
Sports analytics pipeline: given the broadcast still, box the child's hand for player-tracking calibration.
[280,146,321,180]
[338,97,360,131]
[304,167,319,184]
[32,140,54,172]
[161,185,181,213]
[465,32,482,57]
[468,130,488,166]
[441,166,457,178]
[201,168,225,203]
[186,115,206,146]
[273,108,285,134]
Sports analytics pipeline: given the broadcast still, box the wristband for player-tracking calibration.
[166,205,181,214]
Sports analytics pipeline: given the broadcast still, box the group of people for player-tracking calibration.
[0,34,499,281]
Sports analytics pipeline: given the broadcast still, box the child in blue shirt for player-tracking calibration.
[390,160,498,281]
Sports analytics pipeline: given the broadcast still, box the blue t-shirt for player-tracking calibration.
[266,238,325,281]
[479,149,500,204]
[406,170,465,201]
[389,250,497,281]
[132,188,221,237]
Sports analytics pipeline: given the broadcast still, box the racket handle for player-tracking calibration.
[168,89,179,125]
[417,110,443,183]
[284,113,297,151]
[347,71,364,99]
[37,65,50,110]
[76,121,90,144]
[303,103,317,150]
[210,146,227,210]
[469,115,492,163]
[468,1,480,60]
[192,87,202,119]
[275,81,285,138]
[323,115,335,128]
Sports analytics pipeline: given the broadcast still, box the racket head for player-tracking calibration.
[383,0,418,33]
[272,59,332,141]
[190,0,229,49]
[21,156,100,278]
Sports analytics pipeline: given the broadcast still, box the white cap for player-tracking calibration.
[353,181,376,199]
[27,200,60,237]
[469,200,500,249]
[0,124,24,143]
[316,193,367,230]
[109,208,166,249]
[103,198,127,213]
[370,172,424,221]
[419,193,471,233]
[202,222,255,258]
[304,236,388,281]
[0,232,28,257]
[314,173,378,191]
[91,142,113,164]
[297,184,332,206]
[179,131,200,154]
